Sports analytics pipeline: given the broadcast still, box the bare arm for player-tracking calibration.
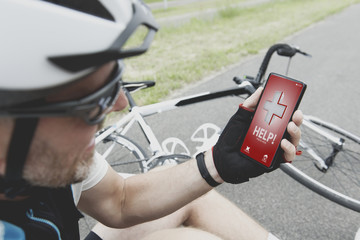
[77,152,215,228]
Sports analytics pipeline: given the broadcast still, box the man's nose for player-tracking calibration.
[111,89,129,112]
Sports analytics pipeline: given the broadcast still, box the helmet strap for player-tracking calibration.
[2,118,38,198]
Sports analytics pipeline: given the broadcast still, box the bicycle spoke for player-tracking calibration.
[96,134,148,174]
[291,121,360,210]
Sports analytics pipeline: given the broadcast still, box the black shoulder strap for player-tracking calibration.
[3,118,39,198]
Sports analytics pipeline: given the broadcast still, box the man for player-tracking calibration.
[0,0,302,239]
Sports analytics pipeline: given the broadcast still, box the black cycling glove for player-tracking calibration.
[212,105,278,184]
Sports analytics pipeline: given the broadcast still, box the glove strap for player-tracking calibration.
[196,152,220,187]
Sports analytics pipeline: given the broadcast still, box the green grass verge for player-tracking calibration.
[151,0,249,18]
[122,0,359,108]
[144,0,169,4]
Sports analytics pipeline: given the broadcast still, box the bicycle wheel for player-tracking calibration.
[280,116,360,212]
[96,133,148,174]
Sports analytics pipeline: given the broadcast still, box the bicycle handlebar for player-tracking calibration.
[234,43,311,94]
[277,45,311,58]
[255,43,308,83]
[121,43,310,109]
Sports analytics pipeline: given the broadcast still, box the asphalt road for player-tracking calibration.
[142,3,360,240]
[80,3,360,240]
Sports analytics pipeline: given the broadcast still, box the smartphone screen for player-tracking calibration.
[240,73,306,168]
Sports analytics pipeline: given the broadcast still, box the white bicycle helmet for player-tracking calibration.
[0,0,158,108]
[0,0,158,197]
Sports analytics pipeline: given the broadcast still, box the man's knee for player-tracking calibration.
[140,227,222,240]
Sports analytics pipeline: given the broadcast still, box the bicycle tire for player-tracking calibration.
[281,116,360,212]
[96,133,148,174]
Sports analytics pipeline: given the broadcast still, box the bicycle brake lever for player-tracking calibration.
[297,49,312,58]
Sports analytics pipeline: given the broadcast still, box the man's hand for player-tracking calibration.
[212,87,303,184]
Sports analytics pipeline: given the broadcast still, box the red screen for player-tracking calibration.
[240,74,304,167]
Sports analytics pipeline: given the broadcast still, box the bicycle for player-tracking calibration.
[94,43,360,214]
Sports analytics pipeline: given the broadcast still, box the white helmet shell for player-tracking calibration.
[0,0,155,91]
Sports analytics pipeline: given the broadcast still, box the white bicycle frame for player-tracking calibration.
[96,79,360,174]
[95,81,252,172]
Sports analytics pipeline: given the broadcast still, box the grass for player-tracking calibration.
[151,0,249,18]
[144,0,169,3]
[120,0,359,108]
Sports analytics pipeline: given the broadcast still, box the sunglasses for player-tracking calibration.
[6,61,124,125]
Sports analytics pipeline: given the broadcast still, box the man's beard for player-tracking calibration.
[22,139,94,188]
[21,120,104,188]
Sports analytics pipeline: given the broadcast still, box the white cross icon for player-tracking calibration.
[263,91,287,125]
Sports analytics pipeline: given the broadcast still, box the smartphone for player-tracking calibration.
[240,73,307,169]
